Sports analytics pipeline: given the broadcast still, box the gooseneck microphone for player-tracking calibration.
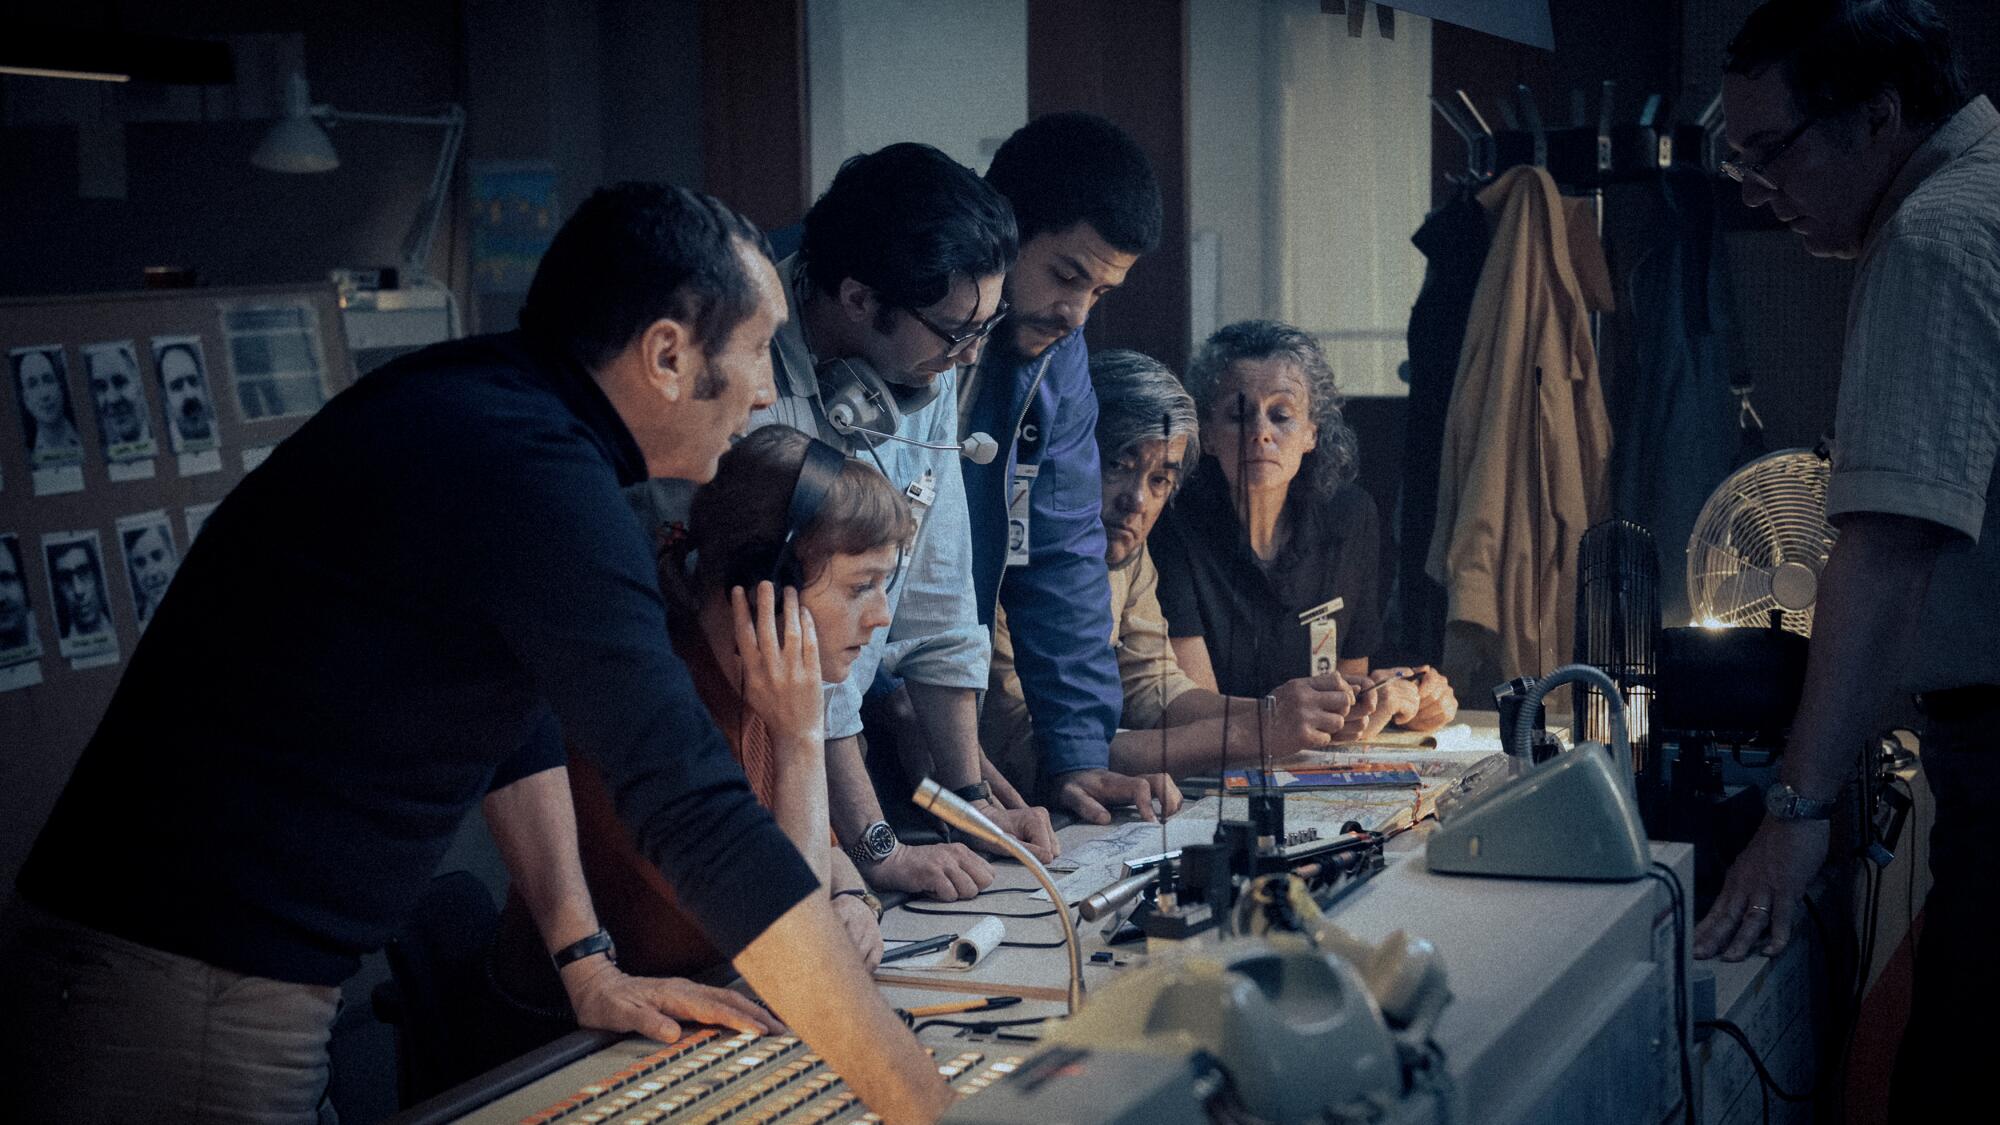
[912,779,1083,1014]
[826,402,999,465]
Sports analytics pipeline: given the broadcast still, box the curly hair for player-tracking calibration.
[1183,319,1358,502]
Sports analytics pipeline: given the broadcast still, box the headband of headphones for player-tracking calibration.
[769,437,850,587]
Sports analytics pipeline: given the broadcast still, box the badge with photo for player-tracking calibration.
[41,529,120,666]
[81,340,160,478]
[0,532,44,663]
[0,533,43,691]
[116,510,180,632]
[150,335,223,475]
[9,344,86,495]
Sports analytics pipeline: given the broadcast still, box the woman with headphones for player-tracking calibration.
[486,425,911,1052]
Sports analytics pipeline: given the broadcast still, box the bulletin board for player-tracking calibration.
[0,283,354,898]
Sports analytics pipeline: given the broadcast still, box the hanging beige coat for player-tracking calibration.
[1426,165,1612,686]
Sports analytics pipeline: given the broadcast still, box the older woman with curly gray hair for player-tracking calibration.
[1151,320,1457,740]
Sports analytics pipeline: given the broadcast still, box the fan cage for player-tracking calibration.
[1574,520,1658,775]
[1686,449,1834,638]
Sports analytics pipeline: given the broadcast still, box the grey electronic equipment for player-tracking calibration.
[1427,665,1650,881]
[946,876,1453,1125]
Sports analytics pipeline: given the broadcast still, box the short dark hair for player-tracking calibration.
[686,425,914,594]
[800,143,1018,311]
[985,112,1162,253]
[522,182,774,370]
[1186,320,1358,503]
[1726,0,1968,126]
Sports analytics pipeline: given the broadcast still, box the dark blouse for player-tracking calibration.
[1151,466,1382,699]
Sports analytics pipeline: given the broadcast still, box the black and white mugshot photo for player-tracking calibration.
[10,345,84,468]
[0,532,42,665]
[117,513,180,630]
[82,341,159,464]
[41,530,118,660]
[150,336,219,454]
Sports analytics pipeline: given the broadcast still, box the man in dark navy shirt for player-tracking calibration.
[2,185,954,1125]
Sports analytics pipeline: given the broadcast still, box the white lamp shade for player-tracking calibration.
[253,114,340,173]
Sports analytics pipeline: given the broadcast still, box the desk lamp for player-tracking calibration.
[252,72,465,286]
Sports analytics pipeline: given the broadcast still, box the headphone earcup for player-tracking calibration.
[816,356,900,439]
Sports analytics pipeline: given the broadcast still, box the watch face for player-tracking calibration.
[863,820,898,860]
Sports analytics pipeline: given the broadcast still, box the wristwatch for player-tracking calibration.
[1764,782,1836,821]
[833,888,885,919]
[951,780,993,804]
[551,929,617,971]
[843,819,900,865]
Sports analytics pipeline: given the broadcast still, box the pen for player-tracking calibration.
[1353,669,1416,698]
[880,933,956,964]
[900,996,1024,1020]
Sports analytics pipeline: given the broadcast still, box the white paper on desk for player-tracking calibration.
[1040,805,1224,903]
[904,915,1006,971]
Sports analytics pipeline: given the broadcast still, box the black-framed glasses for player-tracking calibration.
[1719,115,1819,191]
[903,299,1010,359]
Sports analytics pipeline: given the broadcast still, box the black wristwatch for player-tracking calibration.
[1764,782,1835,821]
[843,819,900,865]
[951,780,993,804]
[551,929,616,971]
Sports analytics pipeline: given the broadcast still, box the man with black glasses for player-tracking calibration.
[719,143,1060,900]
[1694,2,1999,1116]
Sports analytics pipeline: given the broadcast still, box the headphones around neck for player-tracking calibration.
[815,356,943,448]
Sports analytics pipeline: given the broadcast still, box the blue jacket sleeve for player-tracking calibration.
[996,335,1122,776]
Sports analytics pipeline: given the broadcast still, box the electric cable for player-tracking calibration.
[1696,1012,1824,1096]
[1647,861,1695,1125]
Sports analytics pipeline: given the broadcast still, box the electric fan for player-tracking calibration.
[1685,447,1835,636]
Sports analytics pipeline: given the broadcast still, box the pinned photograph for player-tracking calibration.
[0,532,44,666]
[116,510,180,631]
[221,302,329,421]
[42,529,120,664]
[82,340,160,475]
[150,335,223,474]
[10,345,86,495]
[184,500,220,543]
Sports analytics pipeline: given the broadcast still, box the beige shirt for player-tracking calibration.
[982,544,1199,791]
[1826,95,2000,692]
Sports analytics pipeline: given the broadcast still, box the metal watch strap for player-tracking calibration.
[551,929,616,970]
[843,820,898,866]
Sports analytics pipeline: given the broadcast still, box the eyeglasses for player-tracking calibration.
[903,298,1010,359]
[1719,115,1819,192]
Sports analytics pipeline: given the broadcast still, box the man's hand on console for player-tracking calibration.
[559,955,781,1044]
[968,799,1059,863]
[866,841,995,901]
[1054,767,1184,825]
[1692,816,1829,962]
[830,893,886,971]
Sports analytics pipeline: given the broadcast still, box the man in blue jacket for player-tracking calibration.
[963,113,1182,823]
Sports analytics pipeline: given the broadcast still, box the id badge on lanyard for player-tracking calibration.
[901,469,937,582]
[1006,405,1047,570]
[1299,596,1344,677]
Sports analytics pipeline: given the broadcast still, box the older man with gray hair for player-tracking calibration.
[980,349,1359,788]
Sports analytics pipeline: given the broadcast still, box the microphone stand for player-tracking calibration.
[912,779,1083,1014]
